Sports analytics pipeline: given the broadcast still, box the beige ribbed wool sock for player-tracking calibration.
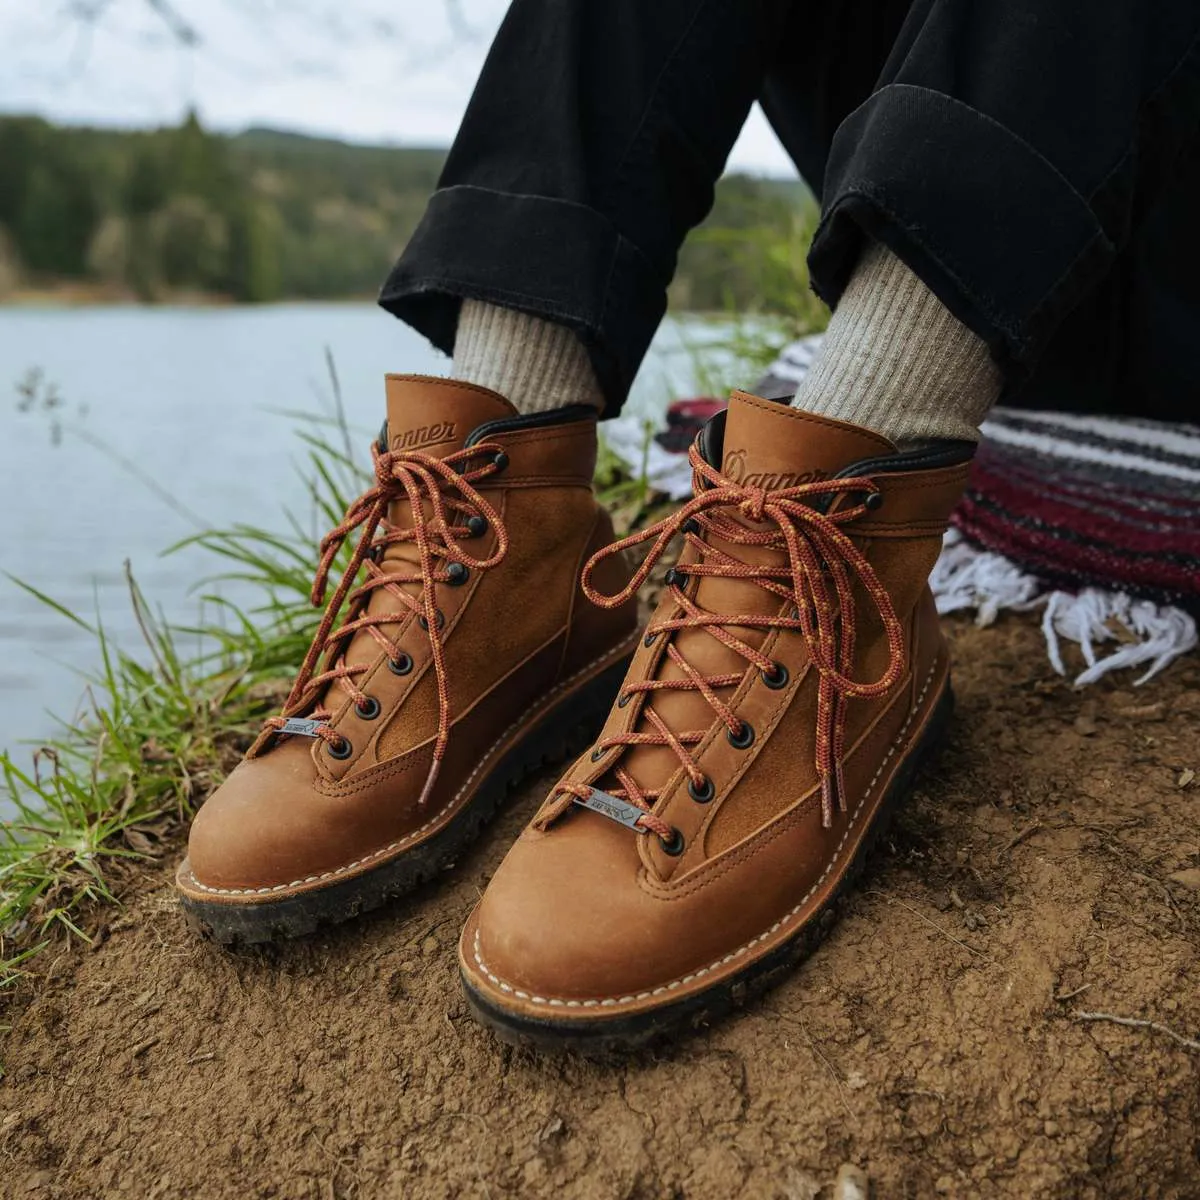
[790,241,1001,444]
[453,300,605,414]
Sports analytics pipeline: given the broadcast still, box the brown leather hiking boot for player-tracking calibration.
[176,375,639,943]
[459,391,973,1049]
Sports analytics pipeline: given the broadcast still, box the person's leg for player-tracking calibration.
[452,301,605,415]
[788,241,1000,444]
[1014,141,1200,422]
[410,0,1000,442]
[458,0,1200,1046]
[763,0,1200,442]
[749,0,995,446]
[807,0,1200,399]
[380,0,799,418]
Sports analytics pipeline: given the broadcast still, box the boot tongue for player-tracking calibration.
[716,390,896,486]
[384,374,516,458]
[613,392,898,797]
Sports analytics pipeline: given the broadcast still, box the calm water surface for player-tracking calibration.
[0,303,701,774]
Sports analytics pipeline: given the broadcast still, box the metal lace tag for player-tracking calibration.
[572,788,646,831]
[279,717,325,738]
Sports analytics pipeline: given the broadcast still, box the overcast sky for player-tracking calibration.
[0,0,794,175]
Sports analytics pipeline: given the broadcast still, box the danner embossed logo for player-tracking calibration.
[390,422,458,452]
[722,448,828,490]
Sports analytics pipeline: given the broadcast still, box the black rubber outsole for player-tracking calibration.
[179,655,633,947]
[461,678,955,1054]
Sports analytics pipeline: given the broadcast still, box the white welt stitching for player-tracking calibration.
[181,635,638,897]
[470,662,940,1009]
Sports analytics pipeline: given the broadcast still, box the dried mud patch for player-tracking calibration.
[2,616,1198,1199]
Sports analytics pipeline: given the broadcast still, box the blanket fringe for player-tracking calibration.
[930,530,1197,686]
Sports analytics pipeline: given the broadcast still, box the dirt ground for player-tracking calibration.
[2,614,1198,1199]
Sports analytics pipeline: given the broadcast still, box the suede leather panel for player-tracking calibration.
[373,485,598,760]
[559,507,640,681]
[321,509,504,776]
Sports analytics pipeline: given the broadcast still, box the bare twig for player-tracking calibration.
[144,0,201,45]
[867,892,989,960]
[1053,983,1091,1002]
[1073,1010,1200,1053]
[63,0,199,45]
[798,1014,853,1120]
[1002,821,1043,853]
[443,0,483,43]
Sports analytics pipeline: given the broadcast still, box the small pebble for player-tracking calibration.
[834,1163,870,1200]
[537,1115,566,1144]
[1073,713,1097,737]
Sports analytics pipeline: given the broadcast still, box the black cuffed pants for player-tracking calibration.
[380,0,1200,423]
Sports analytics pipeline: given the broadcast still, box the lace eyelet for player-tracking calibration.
[492,450,509,471]
[682,518,700,536]
[419,609,445,632]
[466,515,488,538]
[659,828,685,856]
[327,735,352,760]
[761,662,789,690]
[388,652,413,676]
[688,776,715,804]
[727,722,755,750]
[590,746,606,762]
[643,631,659,649]
[355,696,380,720]
[664,567,683,588]
[864,490,885,511]
[617,692,632,709]
[445,562,469,586]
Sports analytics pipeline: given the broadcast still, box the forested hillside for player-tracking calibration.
[0,114,813,310]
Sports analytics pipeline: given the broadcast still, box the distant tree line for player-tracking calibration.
[1,113,271,300]
[0,113,813,310]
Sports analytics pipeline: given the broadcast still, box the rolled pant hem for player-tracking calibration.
[378,184,668,418]
[809,83,1116,379]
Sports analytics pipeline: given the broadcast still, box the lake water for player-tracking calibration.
[0,303,706,775]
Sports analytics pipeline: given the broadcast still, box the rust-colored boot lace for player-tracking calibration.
[546,442,906,836]
[257,439,509,802]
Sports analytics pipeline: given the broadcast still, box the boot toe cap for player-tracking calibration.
[179,745,356,896]
[462,816,673,1009]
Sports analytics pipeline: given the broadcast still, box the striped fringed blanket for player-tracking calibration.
[934,409,1199,683]
[604,335,1198,685]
